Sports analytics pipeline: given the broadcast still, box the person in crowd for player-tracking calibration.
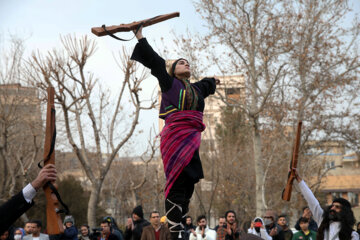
[24,223,32,236]
[0,230,9,240]
[103,217,123,240]
[277,215,292,240]
[263,210,284,240]
[124,206,150,240]
[357,222,360,236]
[224,211,241,240]
[291,217,316,240]
[131,24,219,240]
[294,207,318,232]
[0,164,57,235]
[63,216,78,240]
[23,220,49,240]
[189,215,216,240]
[247,217,272,240]
[294,169,359,240]
[184,216,196,240]
[14,228,26,240]
[78,225,91,240]
[141,211,171,240]
[99,220,117,240]
[214,217,226,232]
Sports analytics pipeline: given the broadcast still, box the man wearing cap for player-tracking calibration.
[63,216,78,240]
[103,216,124,240]
[294,169,359,240]
[124,205,150,240]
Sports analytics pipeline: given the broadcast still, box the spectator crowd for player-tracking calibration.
[2,204,360,240]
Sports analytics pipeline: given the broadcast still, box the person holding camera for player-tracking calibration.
[98,220,117,240]
[247,217,272,240]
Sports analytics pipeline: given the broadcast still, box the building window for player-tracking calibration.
[325,161,335,169]
[348,192,359,207]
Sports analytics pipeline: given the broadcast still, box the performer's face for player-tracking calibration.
[174,59,191,79]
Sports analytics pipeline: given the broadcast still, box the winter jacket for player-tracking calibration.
[124,219,150,240]
[247,218,272,240]
[140,225,171,240]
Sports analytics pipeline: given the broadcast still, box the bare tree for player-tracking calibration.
[0,37,42,200]
[23,35,156,227]
[173,0,360,216]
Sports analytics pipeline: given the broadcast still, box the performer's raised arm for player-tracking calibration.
[131,26,174,92]
[294,169,324,225]
[294,169,359,240]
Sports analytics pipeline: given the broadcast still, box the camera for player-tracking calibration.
[90,228,103,240]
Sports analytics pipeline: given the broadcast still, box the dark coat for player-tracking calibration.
[265,223,284,240]
[124,219,150,240]
[98,233,118,240]
[140,225,171,240]
[63,226,78,240]
[0,191,33,235]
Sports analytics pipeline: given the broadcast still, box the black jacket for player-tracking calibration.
[0,191,34,235]
[124,219,150,240]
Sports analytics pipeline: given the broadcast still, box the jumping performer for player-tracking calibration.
[131,26,219,240]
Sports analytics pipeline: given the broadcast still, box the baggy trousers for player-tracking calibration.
[165,171,195,240]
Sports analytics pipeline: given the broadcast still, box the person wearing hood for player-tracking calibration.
[189,215,216,240]
[14,228,26,240]
[263,210,284,240]
[247,218,272,240]
[63,216,78,240]
[124,206,150,240]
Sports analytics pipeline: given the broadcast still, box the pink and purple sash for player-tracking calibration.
[160,110,206,198]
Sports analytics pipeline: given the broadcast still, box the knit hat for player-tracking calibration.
[333,198,351,209]
[132,205,144,219]
[63,215,75,225]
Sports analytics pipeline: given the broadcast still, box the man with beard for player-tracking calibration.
[294,169,359,240]
[184,216,196,240]
[224,211,241,240]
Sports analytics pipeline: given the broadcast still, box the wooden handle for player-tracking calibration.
[91,12,180,37]
[43,87,64,235]
[282,121,302,201]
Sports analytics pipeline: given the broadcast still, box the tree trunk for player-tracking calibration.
[252,117,265,216]
[88,181,102,228]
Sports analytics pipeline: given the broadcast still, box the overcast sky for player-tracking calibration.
[0,0,359,155]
